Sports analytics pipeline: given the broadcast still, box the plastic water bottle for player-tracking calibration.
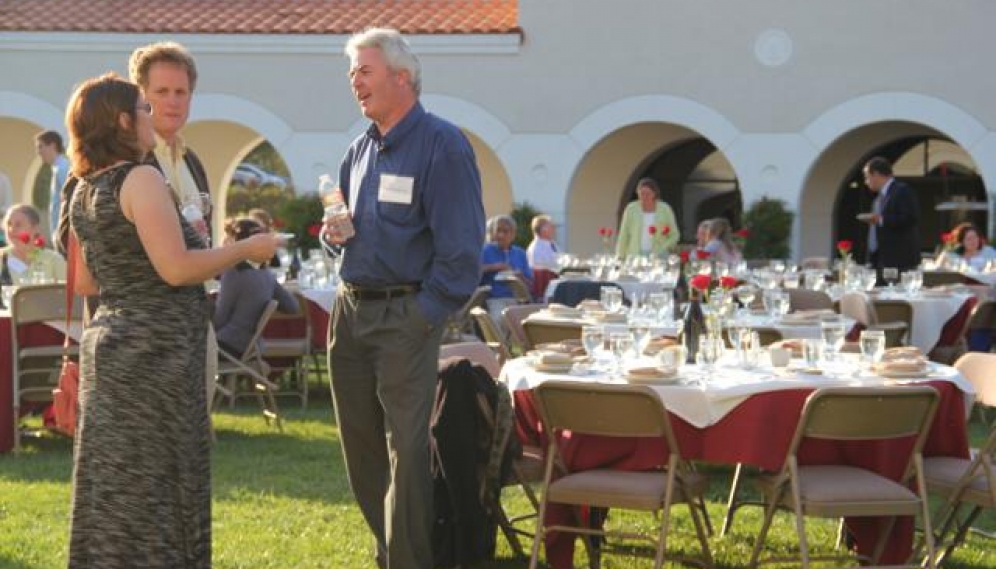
[318,175,355,240]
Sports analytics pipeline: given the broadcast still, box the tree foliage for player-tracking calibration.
[742,197,794,260]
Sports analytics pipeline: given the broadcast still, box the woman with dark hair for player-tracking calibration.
[213,217,298,356]
[938,222,996,271]
[65,73,282,568]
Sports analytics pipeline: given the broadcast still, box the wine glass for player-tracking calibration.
[883,267,899,292]
[735,285,756,317]
[629,323,652,356]
[609,332,634,374]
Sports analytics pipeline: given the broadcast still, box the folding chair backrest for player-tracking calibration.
[439,341,501,378]
[522,320,582,347]
[873,299,914,331]
[797,386,939,444]
[502,303,544,352]
[242,300,280,361]
[923,270,965,288]
[267,291,311,346]
[10,283,80,325]
[469,306,511,362]
[787,288,834,312]
[954,352,996,408]
[839,292,876,326]
[752,327,784,347]
[533,381,679,452]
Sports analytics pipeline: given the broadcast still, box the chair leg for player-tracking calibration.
[721,462,746,536]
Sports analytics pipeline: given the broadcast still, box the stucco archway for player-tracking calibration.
[0,92,64,203]
[799,93,993,260]
[565,96,743,255]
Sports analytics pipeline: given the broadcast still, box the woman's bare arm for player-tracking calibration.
[120,165,281,286]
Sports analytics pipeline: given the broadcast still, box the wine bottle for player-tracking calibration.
[680,288,707,364]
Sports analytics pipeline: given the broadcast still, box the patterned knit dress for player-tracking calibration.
[67,163,211,568]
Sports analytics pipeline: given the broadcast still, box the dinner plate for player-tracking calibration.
[533,361,574,373]
[876,367,929,379]
[623,367,680,384]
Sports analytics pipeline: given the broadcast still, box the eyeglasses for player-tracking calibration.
[135,102,152,114]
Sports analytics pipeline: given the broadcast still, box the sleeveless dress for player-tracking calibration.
[67,163,211,568]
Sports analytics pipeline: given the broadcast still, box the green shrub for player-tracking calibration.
[275,193,324,252]
[742,197,794,260]
[510,201,540,249]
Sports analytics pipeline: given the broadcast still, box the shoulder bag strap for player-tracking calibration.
[64,233,78,353]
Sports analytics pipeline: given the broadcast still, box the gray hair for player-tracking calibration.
[345,28,422,96]
[486,214,516,241]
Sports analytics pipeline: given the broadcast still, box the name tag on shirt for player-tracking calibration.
[378,174,414,205]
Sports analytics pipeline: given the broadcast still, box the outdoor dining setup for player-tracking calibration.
[449,250,996,568]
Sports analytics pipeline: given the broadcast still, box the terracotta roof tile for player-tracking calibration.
[0,0,520,35]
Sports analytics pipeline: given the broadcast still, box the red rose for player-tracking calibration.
[940,231,955,244]
[16,231,31,245]
[679,250,690,263]
[734,228,749,239]
[696,250,711,260]
[836,239,853,253]
[648,225,657,235]
[606,228,614,237]
[306,223,322,238]
[272,218,286,229]
[719,276,739,289]
[662,225,671,235]
[33,236,45,247]
[598,227,608,237]
[689,274,712,292]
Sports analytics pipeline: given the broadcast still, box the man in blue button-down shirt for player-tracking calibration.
[322,28,485,569]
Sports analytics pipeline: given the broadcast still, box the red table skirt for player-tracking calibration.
[1,319,71,452]
[514,380,969,568]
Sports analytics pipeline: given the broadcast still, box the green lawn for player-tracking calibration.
[1,390,994,569]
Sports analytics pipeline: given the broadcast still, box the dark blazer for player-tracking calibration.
[874,178,921,271]
[56,147,210,255]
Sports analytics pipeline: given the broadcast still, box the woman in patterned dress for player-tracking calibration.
[64,73,283,568]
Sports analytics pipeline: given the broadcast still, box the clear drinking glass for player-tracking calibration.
[1,285,14,309]
[859,330,886,368]
[602,288,623,313]
[699,336,724,369]
[735,285,756,316]
[803,339,822,368]
[581,325,604,359]
[819,317,846,361]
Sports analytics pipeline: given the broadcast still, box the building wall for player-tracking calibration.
[1,0,995,258]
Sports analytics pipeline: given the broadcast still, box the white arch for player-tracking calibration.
[568,95,742,156]
[190,93,295,151]
[803,92,989,152]
[0,91,63,131]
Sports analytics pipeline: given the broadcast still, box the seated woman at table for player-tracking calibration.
[702,217,743,265]
[213,217,299,356]
[937,222,996,271]
[481,214,532,311]
[1,203,67,286]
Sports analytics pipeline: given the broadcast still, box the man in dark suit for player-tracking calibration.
[861,156,921,278]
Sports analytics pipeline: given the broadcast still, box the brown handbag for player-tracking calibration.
[51,234,80,438]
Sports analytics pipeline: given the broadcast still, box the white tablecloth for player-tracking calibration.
[500,355,972,429]
[865,290,974,352]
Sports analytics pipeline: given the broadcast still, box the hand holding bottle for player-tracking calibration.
[319,174,355,244]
